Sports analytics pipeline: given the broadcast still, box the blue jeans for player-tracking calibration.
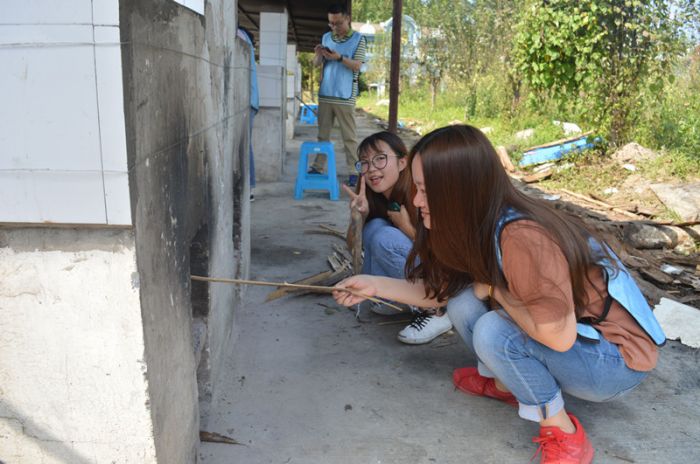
[447,287,648,422]
[361,218,412,278]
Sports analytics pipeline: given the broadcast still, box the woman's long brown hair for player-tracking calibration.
[356,131,417,224]
[406,125,614,317]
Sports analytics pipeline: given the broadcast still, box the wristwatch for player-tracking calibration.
[337,55,344,62]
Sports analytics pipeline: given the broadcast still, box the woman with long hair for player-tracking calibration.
[333,125,664,463]
[344,131,452,344]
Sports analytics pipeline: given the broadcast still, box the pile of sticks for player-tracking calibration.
[265,226,355,302]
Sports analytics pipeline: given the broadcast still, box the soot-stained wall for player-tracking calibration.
[120,0,249,461]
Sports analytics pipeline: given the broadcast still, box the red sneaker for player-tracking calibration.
[452,367,518,406]
[532,414,594,464]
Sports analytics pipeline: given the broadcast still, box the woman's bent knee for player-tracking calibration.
[447,288,489,335]
[472,311,521,360]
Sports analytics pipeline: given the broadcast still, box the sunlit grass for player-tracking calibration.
[358,92,581,164]
[357,88,699,203]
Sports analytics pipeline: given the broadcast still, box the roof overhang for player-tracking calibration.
[238,1,350,52]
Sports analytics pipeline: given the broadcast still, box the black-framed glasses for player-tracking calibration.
[355,153,397,174]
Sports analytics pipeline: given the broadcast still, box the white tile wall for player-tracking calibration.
[257,65,284,108]
[94,26,128,173]
[171,0,204,16]
[0,26,102,172]
[103,171,132,225]
[0,170,107,224]
[286,44,296,69]
[259,11,287,67]
[0,8,130,225]
[0,1,92,25]
[92,0,120,26]
[287,74,295,99]
[0,23,92,44]
[260,12,286,32]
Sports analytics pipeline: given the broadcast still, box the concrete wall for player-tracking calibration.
[286,44,299,140]
[0,228,156,463]
[0,1,131,225]
[1,0,251,461]
[254,65,286,182]
[253,10,288,182]
[120,0,248,460]
[0,2,152,462]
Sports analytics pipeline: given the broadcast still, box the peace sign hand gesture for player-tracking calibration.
[342,175,369,220]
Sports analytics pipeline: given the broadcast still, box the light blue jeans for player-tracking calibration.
[447,287,648,422]
[361,218,412,278]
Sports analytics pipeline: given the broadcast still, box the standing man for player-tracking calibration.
[309,3,367,187]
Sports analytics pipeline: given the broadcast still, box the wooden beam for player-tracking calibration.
[388,0,402,134]
[285,1,299,44]
[237,4,259,30]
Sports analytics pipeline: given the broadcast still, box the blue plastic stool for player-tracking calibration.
[294,141,339,201]
[299,104,318,125]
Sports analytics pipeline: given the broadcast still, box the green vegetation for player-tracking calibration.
[357,87,570,150]
[514,0,693,147]
[301,1,700,190]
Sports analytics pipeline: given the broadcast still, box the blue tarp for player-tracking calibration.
[519,135,598,167]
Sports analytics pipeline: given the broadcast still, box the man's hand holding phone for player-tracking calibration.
[315,44,340,62]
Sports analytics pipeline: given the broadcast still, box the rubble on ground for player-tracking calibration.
[613,142,660,164]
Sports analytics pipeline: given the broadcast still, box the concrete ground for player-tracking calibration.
[199,113,700,464]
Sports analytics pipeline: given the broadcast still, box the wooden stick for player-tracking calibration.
[523,168,553,183]
[610,219,700,228]
[264,269,338,302]
[200,431,244,446]
[191,275,405,312]
[495,146,515,172]
[350,209,363,273]
[559,188,642,219]
[318,224,346,239]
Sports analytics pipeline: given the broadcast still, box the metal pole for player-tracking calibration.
[388,0,402,134]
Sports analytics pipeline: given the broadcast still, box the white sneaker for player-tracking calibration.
[398,313,452,345]
[369,301,402,316]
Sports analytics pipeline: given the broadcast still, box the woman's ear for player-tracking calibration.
[398,156,408,171]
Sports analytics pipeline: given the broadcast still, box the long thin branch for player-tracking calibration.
[190,275,405,312]
[559,188,641,219]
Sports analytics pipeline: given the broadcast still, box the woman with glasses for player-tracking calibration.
[343,131,452,345]
[334,125,663,464]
